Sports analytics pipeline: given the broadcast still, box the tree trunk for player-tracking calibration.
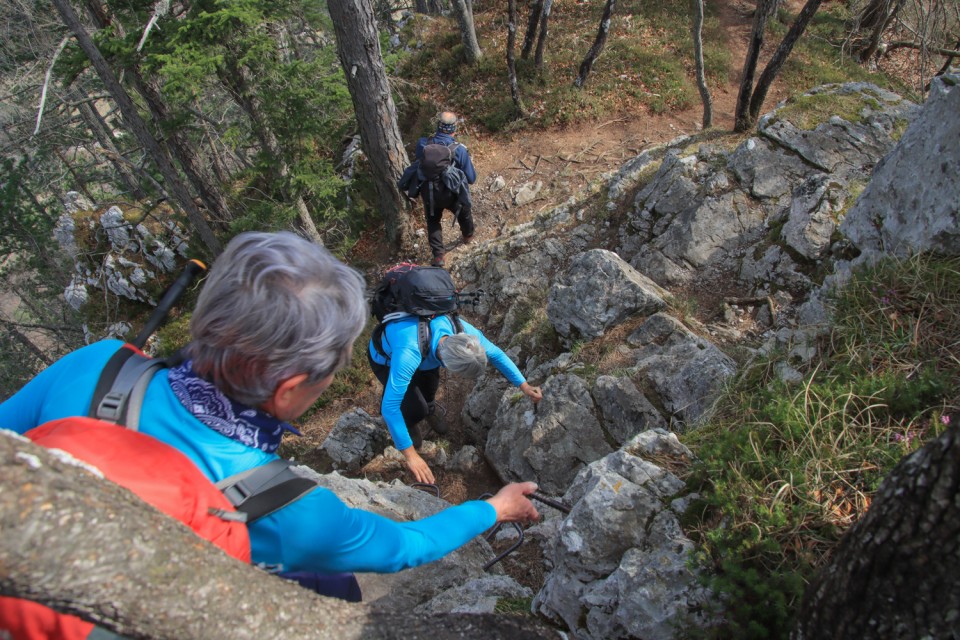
[533,0,553,69]
[0,433,561,640]
[506,0,527,116]
[858,0,896,33]
[793,423,960,639]
[73,88,146,199]
[691,0,712,128]
[327,0,415,254]
[53,147,95,203]
[131,74,235,230]
[746,0,823,128]
[574,0,616,88]
[734,0,780,132]
[858,0,906,62]
[521,0,544,59]
[50,0,222,255]
[80,0,233,227]
[218,61,323,245]
[451,0,483,64]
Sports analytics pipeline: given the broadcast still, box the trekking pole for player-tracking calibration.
[530,490,571,514]
[131,259,206,349]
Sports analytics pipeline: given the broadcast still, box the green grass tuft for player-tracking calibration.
[682,254,960,638]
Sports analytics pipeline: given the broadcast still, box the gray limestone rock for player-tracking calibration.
[315,408,389,473]
[547,249,667,345]
[591,375,668,446]
[626,313,737,428]
[840,74,960,258]
[533,432,710,640]
[485,374,614,495]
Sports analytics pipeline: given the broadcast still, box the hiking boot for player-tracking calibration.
[425,401,449,435]
[431,255,445,268]
[462,233,475,245]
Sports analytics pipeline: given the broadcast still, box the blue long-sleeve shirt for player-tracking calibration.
[0,340,496,575]
[415,132,477,184]
[368,316,525,451]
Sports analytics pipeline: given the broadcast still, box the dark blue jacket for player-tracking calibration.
[415,132,476,183]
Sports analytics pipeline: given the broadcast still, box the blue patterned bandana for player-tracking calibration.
[167,360,301,452]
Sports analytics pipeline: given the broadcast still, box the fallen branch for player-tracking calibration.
[596,118,628,129]
[883,40,960,57]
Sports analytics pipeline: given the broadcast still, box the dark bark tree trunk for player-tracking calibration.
[506,0,527,116]
[132,74,235,230]
[533,0,553,69]
[328,0,415,254]
[81,0,232,226]
[0,433,561,640]
[858,0,906,62]
[691,0,713,128]
[0,320,52,365]
[734,0,780,132]
[746,0,823,127]
[54,147,95,202]
[451,0,483,64]
[73,88,146,199]
[574,0,616,87]
[50,0,222,255]
[218,60,323,245]
[793,423,960,640]
[521,0,544,59]
[858,0,898,33]
[927,37,960,91]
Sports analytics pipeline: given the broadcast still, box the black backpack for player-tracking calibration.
[370,263,478,360]
[420,141,458,182]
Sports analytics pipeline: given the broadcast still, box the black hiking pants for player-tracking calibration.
[423,189,474,260]
[368,351,440,450]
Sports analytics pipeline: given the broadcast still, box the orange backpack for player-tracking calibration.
[0,345,315,639]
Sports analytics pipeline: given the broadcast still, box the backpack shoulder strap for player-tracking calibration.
[215,459,317,524]
[417,317,432,359]
[90,346,168,431]
[449,312,464,334]
[372,322,389,359]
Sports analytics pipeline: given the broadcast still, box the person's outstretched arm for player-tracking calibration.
[268,481,540,574]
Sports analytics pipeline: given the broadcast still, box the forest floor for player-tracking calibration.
[288,0,925,593]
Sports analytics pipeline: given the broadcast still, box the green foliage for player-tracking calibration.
[683,254,960,639]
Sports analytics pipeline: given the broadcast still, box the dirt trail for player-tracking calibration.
[429,0,800,265]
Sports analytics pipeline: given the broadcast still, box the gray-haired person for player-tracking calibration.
[368,315,543,484]
[0,231,540,605]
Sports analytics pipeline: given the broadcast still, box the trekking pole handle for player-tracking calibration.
[132,259,206,349]
[529,491,571,514]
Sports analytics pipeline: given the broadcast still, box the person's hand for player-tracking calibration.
[402,447,435,484]
[485,482,540,524]
[520,382,543,404]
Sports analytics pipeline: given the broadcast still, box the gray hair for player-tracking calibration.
[188,231,367,407]
[438,333,486,378]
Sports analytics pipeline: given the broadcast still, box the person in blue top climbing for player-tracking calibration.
[367,314,543,484]
[0,231,540,601]
[415,111,477,267]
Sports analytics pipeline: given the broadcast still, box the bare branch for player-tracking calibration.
[33,35,71,136]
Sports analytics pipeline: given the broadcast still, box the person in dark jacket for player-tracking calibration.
[415,111,477,267]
